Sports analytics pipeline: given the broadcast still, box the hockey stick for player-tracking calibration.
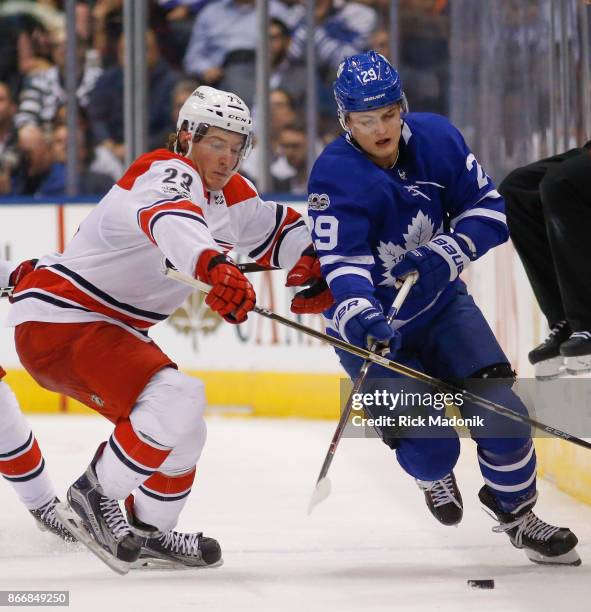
[237,262,280,273]
[307,273,417,514]
[0,286,13,298]
[164,267,591,451]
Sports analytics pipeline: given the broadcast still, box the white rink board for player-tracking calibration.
[0,203,542,375]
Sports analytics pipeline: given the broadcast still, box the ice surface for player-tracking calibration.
[1,415,589,612]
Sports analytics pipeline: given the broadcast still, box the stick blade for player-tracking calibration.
[307,477,332,515]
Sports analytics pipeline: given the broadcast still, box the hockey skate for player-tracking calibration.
[560,331,591,376]
[135,531,223,569]
[528,321,570,380]
[479,485,580,566]
[55,445,143,575]
[124,497,222,569]
[30,496,77,543]
[416,471,463,526]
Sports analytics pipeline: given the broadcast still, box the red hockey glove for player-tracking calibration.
[285,244,321,287]
[290,278,334,314]
[196,250,255,324]
[9,259,38,287]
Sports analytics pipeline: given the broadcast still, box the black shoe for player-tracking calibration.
[416,472,463,526]
[479,485,580,566]
[55,444,143,575]
[528,321,571,380]
[560,331,591,375]
[30,496,77,543]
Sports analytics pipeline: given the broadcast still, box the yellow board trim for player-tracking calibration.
[535,437,591,506]
[2,368,342,419]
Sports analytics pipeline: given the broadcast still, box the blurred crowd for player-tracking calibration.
[0,0,450,198]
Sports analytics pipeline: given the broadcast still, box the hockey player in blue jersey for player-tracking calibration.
[307,51,580,566]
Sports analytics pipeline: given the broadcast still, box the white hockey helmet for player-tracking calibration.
[175,85,253,168]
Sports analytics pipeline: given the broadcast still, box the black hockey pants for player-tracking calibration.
[499,143,591,332]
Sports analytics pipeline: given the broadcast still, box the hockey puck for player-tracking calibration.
[467,579,495,589]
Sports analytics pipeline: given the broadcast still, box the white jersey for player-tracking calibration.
[0,261,13,288]
[7,149,310,339]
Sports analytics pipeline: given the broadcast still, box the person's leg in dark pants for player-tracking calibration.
[500,149,582,327]
[500,148,585,377]
[540,148,591,373]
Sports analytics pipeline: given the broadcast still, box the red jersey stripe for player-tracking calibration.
[15,268,156,329]
[138,200,205,245]
[222,174,257,207]
[117,149,197,191]
[0,438,42,477]
[113,419,171,470]
[142,467,196,495]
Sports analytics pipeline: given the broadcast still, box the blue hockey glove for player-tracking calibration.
[332,296,400,353]
[391,234,474,300]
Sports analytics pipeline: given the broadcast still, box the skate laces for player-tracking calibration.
[36,498,63,529]
[159,531,202,556]
[544,321,568,343]
[418,474,462,509]
[492,510,560,546]
[570,331,591,340]
[99,498,132,540]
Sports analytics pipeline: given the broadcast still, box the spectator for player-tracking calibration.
[0,82,19,195]
[398,0,449,113]
[271,123,308,195]
[183,0,258,105]
[269,17,306,109]
[241,87,300,184]
[287,0,377,77]
[271,0,304,30]
[270,88,298,140]
[14,21,103,132]
[182,0,285,106]
[369,28,392,61]
[92,0,123,69]
[151,77,200,149]
[87,28,179,171]
[7,124,54,196]
[48,123,114,196]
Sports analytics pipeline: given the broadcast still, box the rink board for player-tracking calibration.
[1,201,589,506]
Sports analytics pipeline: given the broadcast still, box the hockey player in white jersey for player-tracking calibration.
[0,259,76,542]
[7,86,329,574]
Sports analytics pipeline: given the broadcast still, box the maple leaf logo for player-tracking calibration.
[377,241,406,287]
[377,211,443,286]
[403,210,434,251]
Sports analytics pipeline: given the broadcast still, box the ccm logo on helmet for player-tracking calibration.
[228,115,248,123]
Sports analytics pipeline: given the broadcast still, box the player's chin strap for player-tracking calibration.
[163,267,591,456]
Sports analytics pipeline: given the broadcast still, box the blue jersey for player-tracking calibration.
[307,112,508,330]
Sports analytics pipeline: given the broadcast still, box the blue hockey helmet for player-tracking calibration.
[333,51,407,131]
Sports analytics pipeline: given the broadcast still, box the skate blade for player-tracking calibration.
[131,555,224,570]
[55,503,132,575]
[534,357,564,380]
[564,355,591,376]
[525,547,582,566]
[307,477,332,515]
